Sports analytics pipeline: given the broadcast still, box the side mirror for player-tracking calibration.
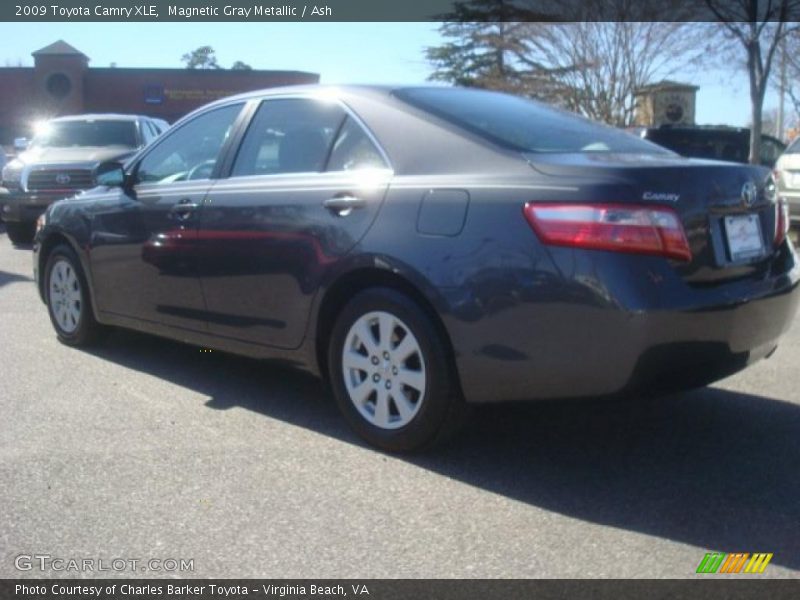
[13,137,29,152]
[95,161,128,188]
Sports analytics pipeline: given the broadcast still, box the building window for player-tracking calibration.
[46,73,72,99]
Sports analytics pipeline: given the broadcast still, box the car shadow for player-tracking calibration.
[0,269,32,288]
[83,327,800,570]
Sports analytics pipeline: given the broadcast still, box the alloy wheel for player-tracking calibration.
[341,310,427,430]
[49,258,82,334]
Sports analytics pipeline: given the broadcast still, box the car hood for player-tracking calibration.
[17,146,135,165]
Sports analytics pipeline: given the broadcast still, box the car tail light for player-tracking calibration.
[775,198,790,247]
[523,202,692,262]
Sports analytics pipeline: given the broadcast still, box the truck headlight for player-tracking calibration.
[1,161,23,185]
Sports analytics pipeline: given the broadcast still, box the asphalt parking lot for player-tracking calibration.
[1,223,799,579]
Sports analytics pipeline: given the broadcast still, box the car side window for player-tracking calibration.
[139,120,154,146]
[136,104,243,185]
[232,98,346,177]
[144,120,159,140]
[326,116,387,172]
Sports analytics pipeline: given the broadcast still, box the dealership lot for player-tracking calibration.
[1,225,799,578]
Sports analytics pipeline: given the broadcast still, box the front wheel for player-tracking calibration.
[328,288,466,452]
[44,244,102,346]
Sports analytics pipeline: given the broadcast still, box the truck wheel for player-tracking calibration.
[5,222,35,245]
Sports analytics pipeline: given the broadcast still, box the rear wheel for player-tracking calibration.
[5,222,35,245]
[44,244,102,346]
[328,288,466,452]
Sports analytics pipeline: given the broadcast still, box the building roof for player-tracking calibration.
[634,80,700,94]
[32,40,88,58]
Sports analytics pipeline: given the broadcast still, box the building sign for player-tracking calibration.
[143,84,165,105]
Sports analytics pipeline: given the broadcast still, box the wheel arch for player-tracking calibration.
[37,229,94,307]
[313,265,460,391]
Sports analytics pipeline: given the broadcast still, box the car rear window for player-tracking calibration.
[33,120,138,148]
[394,87,669,155]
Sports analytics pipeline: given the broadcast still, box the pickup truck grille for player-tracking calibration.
[27,168,94,192]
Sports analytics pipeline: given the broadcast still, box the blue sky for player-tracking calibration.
[0,22,777,128]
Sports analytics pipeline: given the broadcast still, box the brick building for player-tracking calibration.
[0,40,319,145]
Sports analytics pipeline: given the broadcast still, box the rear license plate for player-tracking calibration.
[791,172,800,188]
[724,214,764,262]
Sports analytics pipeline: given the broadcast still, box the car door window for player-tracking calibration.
[144,120,159,141]
[140,120,154,146]
[232,99,346,177]
[136,104,243,184]
[326,116,387,172]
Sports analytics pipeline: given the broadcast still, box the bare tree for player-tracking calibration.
[760,106,780,136]
[426,0,712,126]
[704,0,800,163]
[777,29,800,137]
[520,22,711,126]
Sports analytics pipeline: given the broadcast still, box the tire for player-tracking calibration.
[5,221,35,245]
[328,287,467,452]
[44,244,102,346]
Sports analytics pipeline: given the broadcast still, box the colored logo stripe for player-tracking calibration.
[697,552,773,574]
[696,553,725,573]
[745,553,773,573]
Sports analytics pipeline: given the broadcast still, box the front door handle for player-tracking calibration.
[323,195,366,216]
[169,199,200,221]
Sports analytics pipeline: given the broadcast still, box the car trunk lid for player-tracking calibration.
[524,152,778,283]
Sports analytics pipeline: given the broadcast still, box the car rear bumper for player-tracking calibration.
[446,245,800,404]
[0,188,70,223]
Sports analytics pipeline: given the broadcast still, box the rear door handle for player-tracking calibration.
[323,195,366,215]
[169,199,200,220]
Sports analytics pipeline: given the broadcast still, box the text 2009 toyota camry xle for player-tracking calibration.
[33,86,800,451]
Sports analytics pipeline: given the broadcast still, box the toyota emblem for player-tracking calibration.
[741,181,758,207]
[55,173,71,185]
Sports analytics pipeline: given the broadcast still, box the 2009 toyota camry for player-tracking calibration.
[33,85,800,451]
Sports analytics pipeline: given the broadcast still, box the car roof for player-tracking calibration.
[199,84,433,112]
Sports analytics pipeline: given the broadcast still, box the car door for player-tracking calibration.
[197,96,392,349]
[89,103,245,329]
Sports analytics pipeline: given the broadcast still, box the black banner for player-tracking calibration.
[2,580,800,600]
[2,0,799,23]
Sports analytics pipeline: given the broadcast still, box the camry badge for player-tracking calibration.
[642,192,680,203]
[741,181,757,207]
[55,173,71,185]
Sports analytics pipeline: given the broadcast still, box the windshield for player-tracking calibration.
[32,120,138,149]
[786,137,800,154]
[394,87,670,155]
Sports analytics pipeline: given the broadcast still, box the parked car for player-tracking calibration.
[0,114,168,244]
[630,125,786,168]
[773,136,800,225]
[34,86,799,451]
